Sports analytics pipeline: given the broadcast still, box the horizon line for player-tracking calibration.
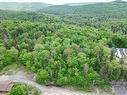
[0,0,118,5]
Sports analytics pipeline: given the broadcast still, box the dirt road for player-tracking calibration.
[0,71,112,95]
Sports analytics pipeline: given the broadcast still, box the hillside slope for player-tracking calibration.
[0,2,51,11]
[43,0,127,19]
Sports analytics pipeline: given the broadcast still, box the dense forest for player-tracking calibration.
[43,0,127,29]
[0,0,127,90]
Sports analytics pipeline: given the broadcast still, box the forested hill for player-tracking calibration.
[43,0,127,19]
[1,0,127,18]
[0,10,60,23]
[1,0,127,91]
[0,2,51,11]
[41,0,127,28]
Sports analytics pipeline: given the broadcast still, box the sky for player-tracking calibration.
[0,0,124,5]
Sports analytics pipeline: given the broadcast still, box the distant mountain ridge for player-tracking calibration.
[0,0,127,13]
[43,0,127,17]
[0,2,52,11]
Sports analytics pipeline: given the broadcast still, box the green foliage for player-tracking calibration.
[107,60,123,81]
[44,0,127,20]
[1,2,127,89]
[0,19,126,88]
[8,84,40,95]
[109,34,127,48]
[36,69,50,85]
[0,10,60,23]
[8,85,28,95]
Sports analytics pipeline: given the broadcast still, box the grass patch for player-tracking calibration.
[7,84,41,95]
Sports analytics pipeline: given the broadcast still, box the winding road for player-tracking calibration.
[0,72,113,95]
